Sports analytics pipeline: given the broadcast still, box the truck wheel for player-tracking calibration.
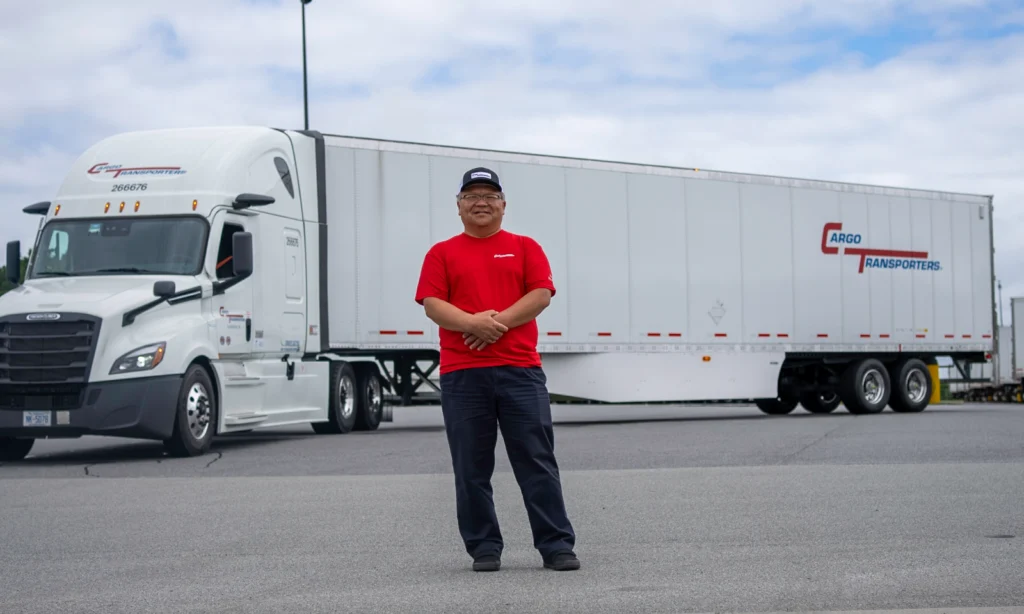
[164,364,218,457]
[0,437,34,461]
[889,358,931,413]
[800,390,841,414]
[313,362,357,434]
[839,358,890,415]
[354,367,383,431]
[755,398,797,415]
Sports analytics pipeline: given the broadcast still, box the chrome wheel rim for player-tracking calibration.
[187,382,212,440]
[861,368,885,405]
[339,375,355,419]
[905,369,928,404]
[367,376,382,416]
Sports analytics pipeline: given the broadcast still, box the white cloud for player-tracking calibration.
[1,0,1022,319]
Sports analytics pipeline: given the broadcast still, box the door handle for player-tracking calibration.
[245,318,252,342]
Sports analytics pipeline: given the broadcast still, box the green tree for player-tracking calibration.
[0,252,31,297]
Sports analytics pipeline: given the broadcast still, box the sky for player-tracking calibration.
[2,0,1023,322]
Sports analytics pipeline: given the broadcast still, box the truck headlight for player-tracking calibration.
[110,342,166,374]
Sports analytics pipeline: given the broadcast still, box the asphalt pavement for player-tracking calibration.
[1,402,1022,613]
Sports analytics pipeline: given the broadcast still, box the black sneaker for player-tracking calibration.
[472,554,501,572]
[543,551,580,571]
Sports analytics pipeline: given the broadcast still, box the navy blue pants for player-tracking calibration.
[439,365,576,560]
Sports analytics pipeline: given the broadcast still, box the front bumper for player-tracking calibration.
[0,374,183,441]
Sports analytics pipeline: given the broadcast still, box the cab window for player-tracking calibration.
[215,223,244,280]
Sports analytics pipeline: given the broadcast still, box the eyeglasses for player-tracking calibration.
[458,193,503,204]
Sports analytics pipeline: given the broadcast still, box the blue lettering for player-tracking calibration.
[863,258,941,271]
[830,232,862,245]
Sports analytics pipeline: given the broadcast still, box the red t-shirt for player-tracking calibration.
[415,229,556,374]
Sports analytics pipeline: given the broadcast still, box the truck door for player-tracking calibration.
[211,211,255,357]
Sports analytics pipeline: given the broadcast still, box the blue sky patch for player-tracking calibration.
[411,45,520,91]
[148,19,188,61]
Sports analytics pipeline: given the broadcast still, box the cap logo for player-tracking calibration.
[470,171,492,180]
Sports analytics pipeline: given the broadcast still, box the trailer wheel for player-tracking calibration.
[755,398,797,415]
[314,362,357,434]
[839,358,890,415]
[353,365,384,432]
[164,364,218,457]
[0,437,34,461]
[800,390,841,414]
[888,358,931,413]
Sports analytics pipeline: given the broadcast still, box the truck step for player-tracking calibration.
[224,376,264,387]
[224,412,269,426]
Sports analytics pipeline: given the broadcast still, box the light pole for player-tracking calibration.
[301,0,313,130]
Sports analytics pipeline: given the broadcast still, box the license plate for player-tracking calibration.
[23,411,51,427]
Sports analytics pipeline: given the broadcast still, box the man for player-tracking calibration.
[414,166,579,573]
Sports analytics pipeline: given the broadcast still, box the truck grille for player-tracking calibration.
[0,313,101,410]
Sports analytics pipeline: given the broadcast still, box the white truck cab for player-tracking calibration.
[0,126,384,461]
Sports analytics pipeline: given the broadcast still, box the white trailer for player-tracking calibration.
[0,126,996,459]
[955,300,1024,403]
[997,325,1013,384]
[1012,298,1024,384]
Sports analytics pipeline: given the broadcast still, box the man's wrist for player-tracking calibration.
[455,311,476,332]
[493,311,512,328]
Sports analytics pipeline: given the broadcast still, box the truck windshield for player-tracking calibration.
[28,217,208,278]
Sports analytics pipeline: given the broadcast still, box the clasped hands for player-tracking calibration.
[463,309,509,351]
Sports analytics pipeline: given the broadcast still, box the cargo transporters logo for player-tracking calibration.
[87,163,186,178]
[821,222,941,273]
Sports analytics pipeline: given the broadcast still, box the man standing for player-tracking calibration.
[415,166,579,572]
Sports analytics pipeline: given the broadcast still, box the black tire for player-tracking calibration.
[755,398,797,415]
[839,358,890,415]
[164,364,218,457]
[353,365,383,432]
[0,437,34,461]
[800,390,842,414]
[889,358,931,413]
[313,362,357,434]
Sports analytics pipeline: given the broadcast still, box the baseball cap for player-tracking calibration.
[460,167,502,192]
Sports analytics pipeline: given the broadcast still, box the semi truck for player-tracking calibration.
[954,299,1023,403]
[1011,298,1024,401]
[0,126,996,460]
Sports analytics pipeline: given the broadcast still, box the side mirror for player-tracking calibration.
[232,193,275,210]
[6,241,21,286]
[153,280,176,298]
[232,232,254,277]
[22,201,50,216]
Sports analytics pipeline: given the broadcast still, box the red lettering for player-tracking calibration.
[821,222,842,255]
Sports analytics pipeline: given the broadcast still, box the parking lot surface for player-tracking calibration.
[1,402,1022,613]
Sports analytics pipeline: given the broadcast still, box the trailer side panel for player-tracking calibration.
[319,136,990,355]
